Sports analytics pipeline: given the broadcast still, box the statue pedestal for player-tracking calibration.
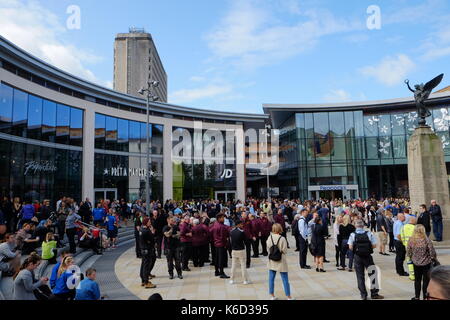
[408,126,450,240]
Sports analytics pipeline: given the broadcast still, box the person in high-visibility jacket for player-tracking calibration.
[399,216,417,281]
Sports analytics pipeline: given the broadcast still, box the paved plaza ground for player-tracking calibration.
[115,235,450,300]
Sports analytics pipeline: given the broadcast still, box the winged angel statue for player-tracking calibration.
[405,73,444,126]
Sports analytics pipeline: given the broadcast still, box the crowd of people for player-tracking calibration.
[1,195,450,300]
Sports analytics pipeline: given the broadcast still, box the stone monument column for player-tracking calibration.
[407,126,450,240]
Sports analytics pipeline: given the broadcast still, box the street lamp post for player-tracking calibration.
[138,81,159,217]
[264,124,271,201]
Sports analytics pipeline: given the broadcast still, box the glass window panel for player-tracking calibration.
[378,114,391,137]
[296,113,305,140]
[129,121,141,153]
[313,113,329,135]
[432,107,450,132]
[152,124,163,155]
[378,136,393,158]
[344,111,354,137]
[105,116,118,150]
[0,83,13,134]
[391,113,406,135]
[365,137,379,159]
[27,95,42,140]
[315,165,331,178]
[56,104,70,144]
[354,111,364,137]
[331,137,346,160]
[313,134,331,161]
[70,108,83,147]
[392,135,406,158]
[12,88,28,137]
[332,166,347,177]
[364,114,379,137]
[405,111,418,135]
[329,112,345,137]
[117,118,129,152]
[140,122,151,154]
[436,131,450,156]
[42,100,56,142]
[306,138,315,161]
[95,113,106,149]
[305,113,314,139]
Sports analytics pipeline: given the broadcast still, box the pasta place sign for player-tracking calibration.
[24,160,57,175]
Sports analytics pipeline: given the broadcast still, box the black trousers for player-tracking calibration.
[394,240,406,275]
[251,238,259,257]
[193,245,206,267]
[66,228,77,254]
[57,221,65,245]
[134,230,141,258]
[140,249,156,283]
[294,233,300,250]
[244,238,252,267]
[155,233,163,258]
[414,263,431,299]
[166,246,182,276]
[260,235,268,255]
[388,232,395,251]
[354,254,379,298]
[181,242,192,269]
[215,246,227,274]
[210,242,216,265]
[298,236,308,268]
[335,244,340,266]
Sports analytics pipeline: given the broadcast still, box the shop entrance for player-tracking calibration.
[214,191,236,202]
[94,188,117,204]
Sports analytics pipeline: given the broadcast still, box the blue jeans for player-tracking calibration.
[433,220,443,241]
[268,270,290,296]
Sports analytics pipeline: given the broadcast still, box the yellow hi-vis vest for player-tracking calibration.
[400,224,415,247]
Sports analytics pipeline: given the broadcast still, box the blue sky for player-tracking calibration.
[1,0,450,113]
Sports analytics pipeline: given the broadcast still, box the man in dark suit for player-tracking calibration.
[418,204,431,237]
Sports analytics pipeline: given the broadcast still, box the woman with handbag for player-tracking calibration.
[266,223,293,300]
[406,224,438,300]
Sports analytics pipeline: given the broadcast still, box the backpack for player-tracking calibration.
[353,231,373,257]
[269,235,282,261]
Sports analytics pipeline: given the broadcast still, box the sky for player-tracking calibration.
[1,0,450,114]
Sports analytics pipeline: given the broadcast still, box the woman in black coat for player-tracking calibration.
[310,216,326,272]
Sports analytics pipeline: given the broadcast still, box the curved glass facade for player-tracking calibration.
[0,83,83,202]
[94,113,163,202]
[276,104,450,200]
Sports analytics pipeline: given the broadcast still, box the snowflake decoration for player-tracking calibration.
[407,112,417,123]
[394,114,404,126]
[380,125,389,134]
[441,135,450,148]
[367,116,380,126]
[434,108,450,131]
[378,140,391,155]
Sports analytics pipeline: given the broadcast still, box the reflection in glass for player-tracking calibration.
[129,121,140,153]
[117,119,129,152]
[56,104,70,144]
[27,95,42,140]
[12,88,28,137]
[95,114,106,149]
[0,83,13,134]
[329,112,345,137]
[42,100,56,142]
[105,116,118,150]
[70,108,83,147]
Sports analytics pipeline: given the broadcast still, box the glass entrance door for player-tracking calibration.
[94,188,117,203]
[214,191,236,202]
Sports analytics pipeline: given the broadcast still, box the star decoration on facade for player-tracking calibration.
[379,125,389,134]
[367,116,380,126]
[103,169,109,175]
[434,108,450,132]
[441,135,450,148]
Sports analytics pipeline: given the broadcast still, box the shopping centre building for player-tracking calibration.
[1,35,450,204]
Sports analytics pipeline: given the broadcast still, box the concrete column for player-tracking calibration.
[408,126,450,240]
[235,127,245,201]
[82,108,95,202]
[163,123,173,200]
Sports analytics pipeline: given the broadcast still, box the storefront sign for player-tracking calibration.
[24,160,57,175]
[103,166,154,177]
[220,169,233,179]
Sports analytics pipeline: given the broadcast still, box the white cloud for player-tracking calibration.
[205,0,361,70]
[421,23,450,61]
[323,89,352,103]
[170,84,233,104]
[189,76,205,82]
[0,0,109,86]
[359,54,415,86]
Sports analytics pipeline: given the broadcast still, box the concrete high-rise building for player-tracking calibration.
[114,28,167,102]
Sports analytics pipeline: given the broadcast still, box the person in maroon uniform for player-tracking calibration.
[241,212,253,268]
[249,214,260,258]
[191,218,209,267]
[179,215,193,271]
[274,208,289,248]
[210,213,230,278]
[259,212,273,256]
